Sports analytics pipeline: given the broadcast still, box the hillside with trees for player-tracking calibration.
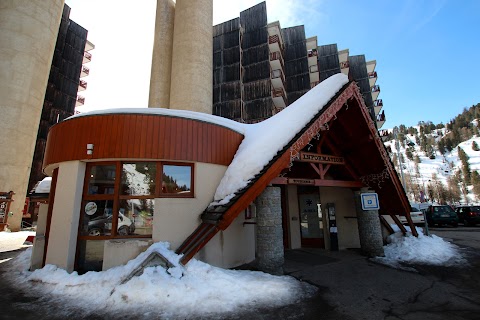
[383,102,480,205]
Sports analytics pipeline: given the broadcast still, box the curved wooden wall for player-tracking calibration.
[43,113,244,172]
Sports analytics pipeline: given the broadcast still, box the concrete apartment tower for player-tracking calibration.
[0,0,65,231]
[149,0,213,114]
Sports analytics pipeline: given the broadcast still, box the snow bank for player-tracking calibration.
[375,232,467,268]
[6,242,316,319]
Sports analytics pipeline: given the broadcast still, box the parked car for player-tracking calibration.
[398,207,425,225]
[88,212,135,236]
[426,205,458,227]
[455,205,480,226]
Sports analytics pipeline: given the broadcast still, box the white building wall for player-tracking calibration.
[30,203,49,270]
[153,162,225,249]
[319,187,360,250]
[286,185,301,249]
[199,213,256,268]
[45,161,85,272]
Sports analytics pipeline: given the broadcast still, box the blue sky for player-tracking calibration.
[65,0,480,129]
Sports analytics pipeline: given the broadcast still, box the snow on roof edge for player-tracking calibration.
[68,108,246,135]
[34,177,52,194]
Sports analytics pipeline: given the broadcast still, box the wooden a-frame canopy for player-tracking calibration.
[176,81,417,265]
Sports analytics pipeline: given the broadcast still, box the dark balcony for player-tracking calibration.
[374,99,383,107]
[78,79,87,91]
[268,35,283,53]
[83,51,92,64]
[376,110,386,128]
[80,65,90,78]
[368,71,377,79]
[269,51,285,71]
[271,69,286,88]
[308,48,318,57]
[76,95,85,106]
[340,61,349,69]
[371,84,380,100]
[271,87,287,109]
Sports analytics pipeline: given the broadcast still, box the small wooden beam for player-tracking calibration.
[390,214,408,235]
[379,215,395,235]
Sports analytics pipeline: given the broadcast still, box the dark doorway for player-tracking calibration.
[298,186,324,248]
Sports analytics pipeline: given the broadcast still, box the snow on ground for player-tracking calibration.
[0,231,36,253]
[2,239,315,319]
[373,229,467,270]
[0,228,467,318]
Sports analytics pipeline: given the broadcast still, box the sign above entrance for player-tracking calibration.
[288,178,315,185]
[297,152,345,165]
[361,193,380,211]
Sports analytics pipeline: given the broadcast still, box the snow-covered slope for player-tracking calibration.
[384,128,480,203]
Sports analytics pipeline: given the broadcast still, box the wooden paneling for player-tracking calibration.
[43,114,244,171]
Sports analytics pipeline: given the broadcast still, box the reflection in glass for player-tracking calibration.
[121,163,156,196]
[162,165,191,194]
[88,165,116,195]
[119,199,154,235]
[299,194,323,239]
[80,200,114,236]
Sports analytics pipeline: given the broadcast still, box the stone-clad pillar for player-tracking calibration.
[148,0,175,108]
[354,189,385,257]
[0,0,65,231]
[169,0,213,114]
[255,186,284,275]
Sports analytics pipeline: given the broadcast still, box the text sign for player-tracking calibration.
[298,152,345,165]
[288,178,315,185]
[361,193,380,211]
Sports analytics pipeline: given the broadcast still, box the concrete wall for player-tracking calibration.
[0,0,65,231]
[30,203,49,270]
[153,162,225,249]
[319,187,360,250]
[103,239,153,270]
[45,161,85,272]
[148,0,175,108]
[169,0,213,114]
[199,213,256,268]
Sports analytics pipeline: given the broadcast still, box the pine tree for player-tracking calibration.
[406,148,413,160]
[447,175,461,204]
[458,146,472,185]
[472,171,480,201]
[438,139,446,155]
[472,141,479,151]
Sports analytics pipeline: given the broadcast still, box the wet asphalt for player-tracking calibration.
[1,238,480,320]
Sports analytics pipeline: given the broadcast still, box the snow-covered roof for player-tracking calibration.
[212,73,349,205]
[34,177,52,194]
[68,106,246,135]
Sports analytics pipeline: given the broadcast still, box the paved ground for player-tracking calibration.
[1,227,480,319]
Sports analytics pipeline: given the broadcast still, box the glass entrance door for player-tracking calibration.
[298,191,324,248]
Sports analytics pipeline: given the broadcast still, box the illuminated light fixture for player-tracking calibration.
[86,143,94,155]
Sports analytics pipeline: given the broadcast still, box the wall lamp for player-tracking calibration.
[86,143,94,155]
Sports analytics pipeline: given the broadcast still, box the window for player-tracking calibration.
[161,163,193,197]
[79,161,194,240]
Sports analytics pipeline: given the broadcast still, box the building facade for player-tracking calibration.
[212,2,385,129]
[25,4,94,227]
[27,0,416,275]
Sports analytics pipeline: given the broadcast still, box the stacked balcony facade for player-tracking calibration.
[213,1,386,130]
[27,4,92,192]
